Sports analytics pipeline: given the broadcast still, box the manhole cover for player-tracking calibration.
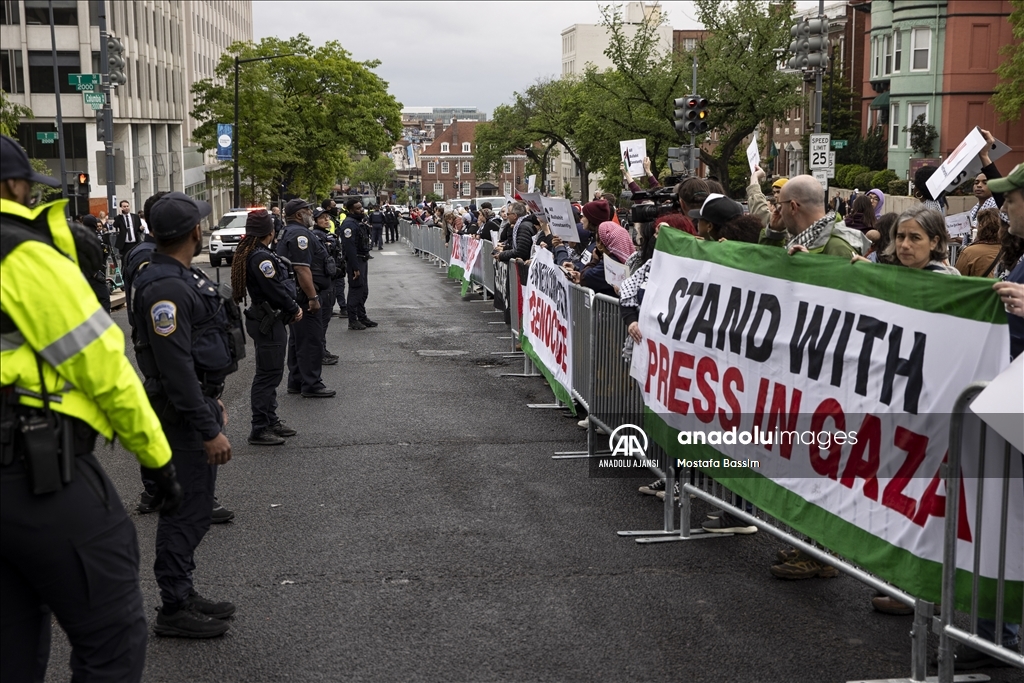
[416,350,468,357]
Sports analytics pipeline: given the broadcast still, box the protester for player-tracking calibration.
[913,165,947,217]
[844,195,876,234]
[762,175,869,258]
[969,129,1008,229]
[867,189,885,218]
[954,209,1003,277]
[566,220,633,296]
[716,214,764,243]
[493,202,534,263]
[688,193,743,240]
[866,213,899,265]
[746,166,771,228]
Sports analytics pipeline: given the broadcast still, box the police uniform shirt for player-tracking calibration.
[276,221,327,292]
[133,253,230,443]
[339,216,367,274]
[246,244,299,316]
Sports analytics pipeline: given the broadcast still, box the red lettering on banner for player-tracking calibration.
[841,414,881,500]
[657,344,670,406]
[882,427,928,520]
[645,340,658,394]
[765,382,802,458]
[694,356,718,424]
[528,294,568,373]
[753,377,770,435]
[718,366,744,431]
[910,456,973,542]
[808,399,845,480]
[668,351,695,415]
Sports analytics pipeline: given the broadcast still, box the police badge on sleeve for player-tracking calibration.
[151,301,177,336]
[259,260,276,278]
[297,236,308,250]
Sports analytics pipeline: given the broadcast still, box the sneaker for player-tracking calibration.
[154,605,229,638]
[577,417,589,429]
[953,642,1016,670]
[706,509,724,519]
[769,557,839,580]
[348,321,366,330]
[360,319,378,327]
[656,482,680,501]
[871,595,914,616]
[638,479,666,496]
[776,547,802,563]
[186,589,236,619]
[322,356,339,365]
[702,513,757,534]
[248,429,285,446]
[211,499,234,524]
[270,421,296,437]
[137,491,159,514]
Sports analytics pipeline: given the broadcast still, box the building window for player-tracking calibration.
[462,142,471,153]
[907,103,927,148]
[503,160,512,174]
[1,50,24,94]
[911,27,930,71]
[889,103,900,147]
[893,29,902,72]
[462,161,471,174]
[441,161,449,174]
[28,51,80,94]
[427,161,436,174]
[440,142,449,153]
[1,0,20,24]
[883,34,892,75]
[504,181,512,196]
[872,37,879,78]
[433,182,444,196]
[24,0,76,25]
[462,182,471,197]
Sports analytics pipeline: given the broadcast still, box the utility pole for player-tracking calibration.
[691,53,698,174]
[98,1,116,217]
[48,0,68,207]
[813,0,824,134]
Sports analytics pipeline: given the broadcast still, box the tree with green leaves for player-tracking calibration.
[992,0,1023,122]
[350,154,396,198]
[692,0,804,190]
[191,35,402,203]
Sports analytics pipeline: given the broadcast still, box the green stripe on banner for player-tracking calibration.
[655,228,1007,325]
[461,275,471,297]
[448,264,464,281]
[644,410,1022,621]
[520,334,577,416]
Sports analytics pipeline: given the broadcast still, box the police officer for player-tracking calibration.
[312,208,340,365]
[1,134,182,680]
[384,203,399,244]
[322,199,347,318]
[132,191,243,638]
[230,210,301,446]
[369,203,386,250]
[340,198,378,330]
[277,199,336,398]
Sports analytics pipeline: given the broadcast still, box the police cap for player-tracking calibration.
[149,191,212,240]
[284,198,312,216]
[0,135,60,187]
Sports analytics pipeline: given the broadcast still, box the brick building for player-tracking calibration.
[418,121,527,201]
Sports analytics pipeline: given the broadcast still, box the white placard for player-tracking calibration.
[490,230,500,245]
[519,191,545,218]
[603,254,629,289]
[944,212,972,237]
[809,133,831,169]
[746,138,760,175]
[620,139,647,178]
[926,127,1012,199]
[970,354,1024,454]
[540,196,579,243]
[527,175,536,193]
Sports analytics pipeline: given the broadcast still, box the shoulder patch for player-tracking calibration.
[151,300,177,336]
[259,259,276,278]
[343,228,352,238]
[297,236,308,250]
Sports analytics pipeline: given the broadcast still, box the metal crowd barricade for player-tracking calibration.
[948,243,963,267]
[938,383,1024,680]
[500,259,540,379]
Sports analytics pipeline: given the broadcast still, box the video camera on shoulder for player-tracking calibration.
[627,182,682,224]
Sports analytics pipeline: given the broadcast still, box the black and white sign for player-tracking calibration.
[809,134,831,170]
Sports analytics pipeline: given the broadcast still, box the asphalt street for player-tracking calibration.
[45,242,1019,683]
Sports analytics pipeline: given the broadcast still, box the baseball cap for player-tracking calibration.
[986,163,1024,194]
[688,193,744,227]
[284,198,312,216]
[148,191,212,240]
[0,135,60,187]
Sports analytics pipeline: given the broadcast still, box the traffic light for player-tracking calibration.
[787,18,829,71]
[72,172,90,195]
[107,37,127,86]
[95,109,107,141]
[674,96,709,134]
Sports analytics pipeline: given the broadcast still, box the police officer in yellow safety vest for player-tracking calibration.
[0,134,183,682]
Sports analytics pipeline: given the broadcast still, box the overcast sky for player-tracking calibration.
[253,1,826,115]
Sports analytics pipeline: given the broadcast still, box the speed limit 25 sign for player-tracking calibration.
[809,134,831,169]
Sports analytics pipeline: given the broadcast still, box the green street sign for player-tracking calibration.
[68,73,101,85]
[36,132,58,143]
[84,92,105,105]
[831,139,848,149]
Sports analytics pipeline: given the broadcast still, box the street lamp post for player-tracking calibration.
[233,53,293,207]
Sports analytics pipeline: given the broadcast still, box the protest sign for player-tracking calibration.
[461,236,484,296]
[944,213,971,237]
[527,175,536,193]
[926,127,1012,199]
[630,229,1019,619]
[521,247,573,407]
[620,139,646,178]
[603,255,629,289]
[540,196,580,243]
[518,192,545,218]
[746,138,761,175]
[490,230,500,246]
[448,234,468,282]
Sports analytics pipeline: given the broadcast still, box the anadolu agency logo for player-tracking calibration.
[597,424,658,469]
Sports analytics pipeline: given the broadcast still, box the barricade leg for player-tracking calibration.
[553,415,611,460]
[618,460,684,539]
[500,354,540,378]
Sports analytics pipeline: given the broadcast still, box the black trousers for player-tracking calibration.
[1,453,147,683]
[387,223,398,242]
[347,258,369,323]
[320,287,336,352]
[334,272,346,311]
[371,226,383,249]
[287,296,324,392]
[245,316,287,432]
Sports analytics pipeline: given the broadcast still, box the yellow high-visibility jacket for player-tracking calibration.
[1,198,171,468]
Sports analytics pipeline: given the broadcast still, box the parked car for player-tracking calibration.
[208,209,251,267]
[473,196,508,211]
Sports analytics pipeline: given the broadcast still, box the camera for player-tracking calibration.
[628,185,682,224]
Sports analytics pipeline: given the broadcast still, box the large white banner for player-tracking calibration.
[521,247,573,404]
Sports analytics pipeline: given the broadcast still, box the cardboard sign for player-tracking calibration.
[540,196,579,243]
[620,139,646,178]
[603,254,629,289]
[527,175,536,193]
[945,212,971,237]
[518,192,545,218]
[926,127,1011,199]
[746,138,760,175]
